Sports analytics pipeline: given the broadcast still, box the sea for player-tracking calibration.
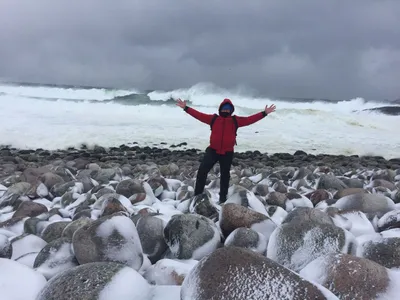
[0,81,399,159]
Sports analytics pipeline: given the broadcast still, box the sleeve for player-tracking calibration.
[183,106,214,125]
[235,111,267,127]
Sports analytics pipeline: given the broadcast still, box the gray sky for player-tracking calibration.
[0,0,399,100]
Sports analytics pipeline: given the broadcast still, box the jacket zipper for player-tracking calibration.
[220,118,225,151]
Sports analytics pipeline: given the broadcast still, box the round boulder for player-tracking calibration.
[181,246,339,300]
[36,262,152,300]
[72,213,143,271]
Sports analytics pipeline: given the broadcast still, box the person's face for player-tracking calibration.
[220,109,232,114]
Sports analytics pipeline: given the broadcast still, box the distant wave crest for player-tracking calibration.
[0,81,399,116]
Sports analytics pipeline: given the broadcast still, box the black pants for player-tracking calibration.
[194,147,234,203]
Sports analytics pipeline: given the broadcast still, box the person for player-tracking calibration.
[176,97,276,203]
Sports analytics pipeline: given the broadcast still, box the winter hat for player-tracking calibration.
[221,103,233,112]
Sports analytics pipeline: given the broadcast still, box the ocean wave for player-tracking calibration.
[0,83,136,101]
[361,106,400,116]
[1,81,399,157]
[0,81,399,116]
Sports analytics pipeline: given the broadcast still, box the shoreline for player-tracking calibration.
[1,143,399,172]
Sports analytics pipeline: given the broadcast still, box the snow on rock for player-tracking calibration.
[0,258,47,300]
[355,231,400,269]
[267,205,288,226]
[181,246,339,300]
[224,227,268,254]
[15,252,39,268]
[151,285,181,300]
[72,213,144,270]
[337,210,376,237]
[288,194,314,209]
[332,193,395,219]
[377,209,400,232]
[98,266,152,300]
[36,262,152,300]
[219,203,277,240]
[0,233,12,258]
[0,216,28,235]
[34,237,78,279]
[133,215,168,264]
[382,270,400,299]
[10,233,47,260]
[163,214,221,260]
[226,189,269,216]
[143,258,198,285]
[299,253,399,300]
[267,220,356,272]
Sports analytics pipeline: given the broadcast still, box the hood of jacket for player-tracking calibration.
[218,98,235,114]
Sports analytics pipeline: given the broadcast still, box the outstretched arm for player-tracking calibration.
[176,98,214,125]
[235,104,276,127]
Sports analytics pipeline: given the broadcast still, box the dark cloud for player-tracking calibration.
[0,0,399,100]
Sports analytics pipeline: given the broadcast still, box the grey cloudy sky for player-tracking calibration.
[0,0,399,100]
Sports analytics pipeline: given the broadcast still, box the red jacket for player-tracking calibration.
[184,98,267,154]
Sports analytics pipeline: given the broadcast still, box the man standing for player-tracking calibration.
[176,98,276,203]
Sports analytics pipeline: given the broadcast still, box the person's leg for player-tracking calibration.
[218,151,234,203]
[194,147,218,195]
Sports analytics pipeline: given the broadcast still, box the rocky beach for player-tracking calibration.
[1,143,400,299]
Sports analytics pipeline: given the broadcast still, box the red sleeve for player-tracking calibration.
[184,106,214,124]
[235,111,267,127]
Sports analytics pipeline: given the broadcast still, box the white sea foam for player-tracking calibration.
[0,84,135,101]
[1,82,399,158]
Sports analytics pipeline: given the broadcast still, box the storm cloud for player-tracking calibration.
[0,0,399,100]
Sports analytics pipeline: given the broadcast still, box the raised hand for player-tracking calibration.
[265,104,276,115]
[176,98,187,109]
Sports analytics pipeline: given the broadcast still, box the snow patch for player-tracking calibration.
[11,235,47,261]
[191,223,220,260]
[35,242,77,279]
[0,258,47,300]
[98,266,152,300]
[96,215,143,270]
